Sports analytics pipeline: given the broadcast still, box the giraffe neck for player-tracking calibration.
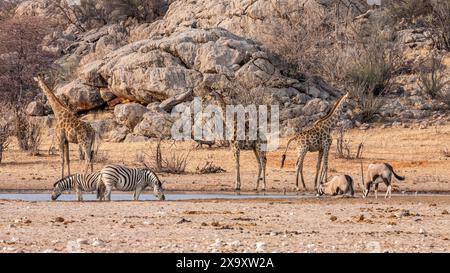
[36,79,70,119]
[314,97,345,132]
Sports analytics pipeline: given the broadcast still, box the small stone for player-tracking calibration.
[330,215,337,221]
[8,224,16,228]
[358,215,365,222]
[229,240,241,247]
[419,228,426,234]
[76,238,89,245]
[119,219,128,225]
[55,217,65,223]
[92,238,106,247]
[177,218,191,224]
[441,210,449,215]
[66,241,81,253]
[255,242,266,252]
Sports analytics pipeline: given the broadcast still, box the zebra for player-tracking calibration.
[97,164,165,201]
[51,171,103,201]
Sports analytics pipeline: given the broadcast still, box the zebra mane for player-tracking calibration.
[53,175,75,188]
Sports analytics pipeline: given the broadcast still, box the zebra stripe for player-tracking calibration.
[98,165,165,201]
[51,171,101,201]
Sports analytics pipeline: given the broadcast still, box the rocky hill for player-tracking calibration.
[16,0,450,142]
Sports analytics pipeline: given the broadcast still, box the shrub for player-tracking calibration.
[139,140,191,174]
[387,0,450,51]
[418,54,449,100]
[0,16,56,105]
[50,0,168,32]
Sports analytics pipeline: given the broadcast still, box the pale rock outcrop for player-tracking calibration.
[114,103,148,129]
[55,80,105,112]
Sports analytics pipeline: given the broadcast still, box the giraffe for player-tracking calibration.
[203,89,267,192]
[33,75,96,178]
[280,93,349,192]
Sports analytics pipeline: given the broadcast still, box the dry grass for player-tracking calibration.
[0,125,449,192]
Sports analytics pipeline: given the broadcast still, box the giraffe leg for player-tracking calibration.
[295,148,308,191]
[64,141,70,176]
[261,151,267,192]
[313,149,323,192]
[318,146,330,190]
[252,145,262,191]
[59,133,66,179]
[78,145,85,160]
[232,142,241,191]
[83,142,93,175]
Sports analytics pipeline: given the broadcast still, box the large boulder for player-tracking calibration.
[133,110,175,139]
[55,80,104,112]
[114,103,148,129]
[26,101,46,116]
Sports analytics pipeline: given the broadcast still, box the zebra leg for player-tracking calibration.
[134,186,144,201]
[232,142,241,191]
[252,145,262,191]
[104,186,112,201]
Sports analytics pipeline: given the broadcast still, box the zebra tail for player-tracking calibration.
[96,173,105,200]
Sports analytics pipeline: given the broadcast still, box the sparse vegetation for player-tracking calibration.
[196,156,226,174]
[139,140,191,174]
[388,0,450,51]
[335,127,364,160]
[50,0,168,32]
[0,16,57,105]
[418,54,450,105]
[0,107,13,163]
[26,121,42,156]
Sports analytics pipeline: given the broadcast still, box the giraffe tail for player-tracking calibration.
[281,136,296,168]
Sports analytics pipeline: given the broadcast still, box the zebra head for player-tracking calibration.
[51,181,64,201]
[145,170,165,201]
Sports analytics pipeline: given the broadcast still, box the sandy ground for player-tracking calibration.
[0,196,449,253]
[0,125,449,193]
[0,125,449,253]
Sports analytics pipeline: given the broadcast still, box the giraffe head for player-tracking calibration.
[316,92,350,130]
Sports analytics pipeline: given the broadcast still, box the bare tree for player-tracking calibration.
[0,16,56,105]
[418,53,450,104]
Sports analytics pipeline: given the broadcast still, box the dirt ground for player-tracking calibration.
[0,196,449,253]
[0,125,449,253]
[0,125,449,193]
